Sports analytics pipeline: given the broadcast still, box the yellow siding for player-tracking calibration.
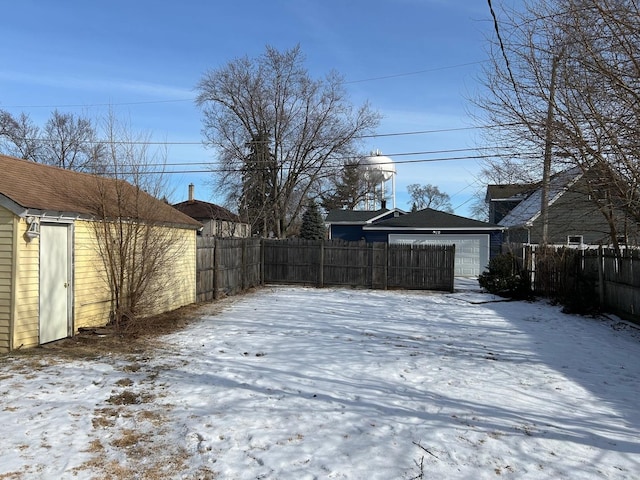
[0,207,14,353]
[73,221,113,330]
[2,217,197,351]
[145,226,197,315]
[12,217,40,350]
[73,221,197,330]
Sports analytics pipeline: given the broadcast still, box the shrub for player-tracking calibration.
[478,253,531,299]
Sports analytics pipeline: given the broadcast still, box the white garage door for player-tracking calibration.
[389,234,489,277]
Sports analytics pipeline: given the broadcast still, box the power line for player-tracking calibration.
[344,61,486,84]
[11,124,517,147]
[0,61,487,110]
[98,152,536,176]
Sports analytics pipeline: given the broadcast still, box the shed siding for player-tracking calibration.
[12,218,40,350]
[147,226,197,315]
[73,221,197,330]
[0,207,14,352]
[74,221,112,330]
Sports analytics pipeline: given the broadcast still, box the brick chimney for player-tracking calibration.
[188,183,195,202]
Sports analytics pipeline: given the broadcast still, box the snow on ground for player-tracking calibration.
[1,284,640,479]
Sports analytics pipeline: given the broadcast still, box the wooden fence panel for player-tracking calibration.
[600,249,640,321]
[196,237,216,303]
[197,238,455,301]
[516,245,640,323]
[262,239,322,285]
[387,244,454,291]
[196,237,262,301]
[323,241,371,287]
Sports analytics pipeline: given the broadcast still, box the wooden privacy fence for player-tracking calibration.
[196,237,262,302]
[507,244,640,323]
[263,239,455,291]
[196,238,455,301]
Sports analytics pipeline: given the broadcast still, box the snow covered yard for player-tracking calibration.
[1,285,639,479]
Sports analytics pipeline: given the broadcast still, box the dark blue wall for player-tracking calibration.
[329,225,366,241]
[331,225,504,258]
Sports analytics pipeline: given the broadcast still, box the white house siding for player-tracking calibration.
[389,233,490,277]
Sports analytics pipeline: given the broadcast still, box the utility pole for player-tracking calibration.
[541,54,560,246]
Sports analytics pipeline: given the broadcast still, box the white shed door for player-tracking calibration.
[389,234,489,277]
[39,223,70,344]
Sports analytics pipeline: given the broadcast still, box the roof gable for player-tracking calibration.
[499,167,582,227]
[325,208,404,224]
[366,208,502,230]
[0,154,201,228]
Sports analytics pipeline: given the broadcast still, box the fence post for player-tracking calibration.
[318,240,324,288]
[213,237,220,300]
[367,242,376,288]
[260,238,265,285]
[449,244,455,292]
[384,242,388,290]
[241,238,247,291]
[598,245,604,307]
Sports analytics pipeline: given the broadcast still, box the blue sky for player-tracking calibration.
[0,1,496,216]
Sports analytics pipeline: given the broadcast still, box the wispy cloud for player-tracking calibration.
[0,70,193,100]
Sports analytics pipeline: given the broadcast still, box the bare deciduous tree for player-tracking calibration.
[87,112,182,329]
[0,109,105,172]
[42,109,105,172]
[196,45,380,238]
[407,183,453,213]
[0,110,42,161]
[477,0,640,246]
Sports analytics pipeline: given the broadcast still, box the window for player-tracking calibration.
[567,235,583,245]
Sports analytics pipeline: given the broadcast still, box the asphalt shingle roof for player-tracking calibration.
[486,184,536,201]
[367,208,502,230]
[173,199,241,223]
[324,208,392,223]
[0,154,201,229]
[499,167,582,228]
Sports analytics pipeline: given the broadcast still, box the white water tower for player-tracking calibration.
[362,150,396,210]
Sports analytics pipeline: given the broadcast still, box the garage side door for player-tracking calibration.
[388,234,489,277]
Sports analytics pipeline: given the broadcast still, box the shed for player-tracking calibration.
[0,154,201,353]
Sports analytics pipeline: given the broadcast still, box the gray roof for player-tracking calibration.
[486,183,536,202]
[325,208,399,224]
[365,208,502,230]
[499,167,583,228]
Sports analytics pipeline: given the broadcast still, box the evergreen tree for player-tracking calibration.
[321,161,376,211]
[299,202,326,240]
[240,132,277,236]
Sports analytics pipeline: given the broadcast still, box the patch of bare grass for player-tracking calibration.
[106,389,153,405]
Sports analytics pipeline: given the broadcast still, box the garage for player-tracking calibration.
[360,207,504,278]
[389,233,489,277]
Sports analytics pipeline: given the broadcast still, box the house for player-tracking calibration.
[325,207,503,277]
[486,183,536,224]
[173,184,250,237]
[0,154,201,353]
[325,208,405,241]
[491,167,637,246]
